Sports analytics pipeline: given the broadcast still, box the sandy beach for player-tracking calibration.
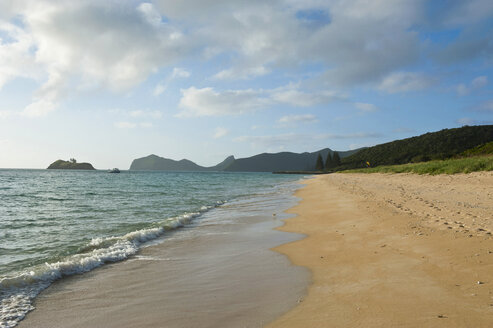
[269,172,493,327]
[15,171,493,327]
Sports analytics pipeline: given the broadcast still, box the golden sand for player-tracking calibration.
[269,172,493,327]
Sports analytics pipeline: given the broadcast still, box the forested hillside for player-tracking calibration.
[339,125,493,169]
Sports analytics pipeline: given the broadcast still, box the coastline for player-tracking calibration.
[16,179,309,328]
[269,172,493,327]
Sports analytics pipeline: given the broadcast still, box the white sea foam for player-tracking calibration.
[0,202,225,328]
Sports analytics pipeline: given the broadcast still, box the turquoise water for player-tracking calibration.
[0,169,301,327]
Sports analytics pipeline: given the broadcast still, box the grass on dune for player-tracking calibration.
[344,155,493,175]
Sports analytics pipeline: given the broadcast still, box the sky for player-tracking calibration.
[0,0,492,169]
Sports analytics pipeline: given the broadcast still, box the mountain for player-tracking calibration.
[339,125,493,169]
[129,149,359,172]
[208,155,235,171]
[47,160,95,170]
[224,148,358,172]
[129,154,235,171]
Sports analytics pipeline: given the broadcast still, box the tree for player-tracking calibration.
[70,158,77,164]
[333,151,341,166]
[325,152,334,170]
[315,153,324,171]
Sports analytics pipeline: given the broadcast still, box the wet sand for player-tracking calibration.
[18,202,308,327]
[269,172,493,327]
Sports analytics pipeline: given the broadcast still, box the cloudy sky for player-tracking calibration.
[1,0,492,169]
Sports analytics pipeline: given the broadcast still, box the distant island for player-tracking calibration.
[47,158,95,170]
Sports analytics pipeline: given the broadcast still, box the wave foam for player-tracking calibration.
[0,201,225,328]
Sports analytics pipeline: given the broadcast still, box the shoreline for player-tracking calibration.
[268,172,493,327]
[17,181,309,328]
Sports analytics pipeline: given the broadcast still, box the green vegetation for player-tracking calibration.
[339,125,493,170]
[47,159,95,170]
[344,155,493,175]
[324,151,341,171]
[325,152,333,169]
[333,151,341,166]
[460,141,493,157]
[315,154,324,171]
[223,148,358,172]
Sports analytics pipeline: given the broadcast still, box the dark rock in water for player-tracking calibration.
[47,160,95,170]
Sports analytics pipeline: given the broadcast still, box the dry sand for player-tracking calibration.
[269,172,493,328]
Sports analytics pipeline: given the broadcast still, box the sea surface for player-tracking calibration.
[0,169,302,328]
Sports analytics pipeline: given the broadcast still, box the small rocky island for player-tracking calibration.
[47,158,95,170]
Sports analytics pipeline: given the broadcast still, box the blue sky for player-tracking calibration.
[0,0,492,169]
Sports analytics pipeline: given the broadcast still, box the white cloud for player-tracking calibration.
[234,133,305,148]
[278,114,318,125]
[310,1,422,86]
[441,0,493,26]
[129,110,163,119]
[172,67,191,79]
[139,122,153,128]
[114,121,153,129]
[456,75,488,96]
[271,88,339,107]
[113,109,160,128]
[472,76,488,88]
[0,110,14,119]
[154,67,191,96]
[1,0,490,122]
[21,98,58,117]
[348,142,373,150]
[153,1,426,86]
[196,1,423,86]
[0,21,39,90]
[456,84,469,97]
[354,102,378,112]
[1,1,190,116]
[137,3,162,27]
[213,127,229,139]
[114,121,137,129]
[177,85,340,117]
[153,84,167,97]
[177,87,271,117]
[457,117,474,125]
[213,65,270,80]
[378,72,435,93]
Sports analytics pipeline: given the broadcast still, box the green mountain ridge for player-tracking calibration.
[129,154,236,171]
[224,148,358,172]
[129,149,358,172]
[339,125,493,170]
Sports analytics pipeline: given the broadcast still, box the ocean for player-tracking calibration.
[0,169,303,328]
